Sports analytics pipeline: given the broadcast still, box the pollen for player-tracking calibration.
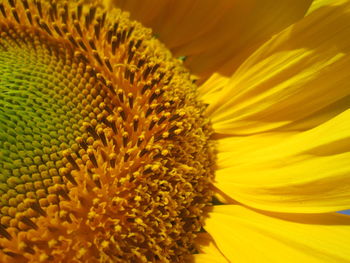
[0,1,215,262]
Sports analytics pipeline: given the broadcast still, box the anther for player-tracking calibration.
[141,84,150,95]
[124,67,130,80]
[124,152,130,162]
[63,151,80,171]
[0,4,6,18]
[85,13,91,28]
[156,105,165,114]
[128,52,135,64]
[74,20,83,37]
[111,36,118,54]
[67,33,78,47]
[36,0,43,18]
[8,0,15,8]
[118,107,126,121]
[3,251,23,258]
[135,39,143,49]
[151,64,160,74]
[113,22,119,33]
[23,246,35,255]
[40,21,53,36]
[106,81,116,95]
[149,117,158,130]
[116,89,124,103]
[51,1,57,19]
[101,12,106,27]
[149,92,158,104]
[78,136,89,151]
[30,202,47,216]
[97,128,107,146]
[127,26,135,38]
[34,15,41,27]
[143,66,152,80]
[158,115,167,125]
[89,38,97,50]
[92,174,101,188]
[121,29,127,43]
[77,4,82,20]
[107,29,113,43]
[78,38,87,51]
[21,0,29,10]
[139,148,149,158]
[24,9,33,24]
[133,116,139,132]
[74,51,88,63]
[137,59,145,68]
[137,135,144,147]
[154,133,164,142]
[153,152,162,160]
[93,50,103,65]
[20,216,38,230]
[63,3,69,22]
[57,188,70,200]
[61,23,68,33]
[145,107,153,118]
[60,167,78,185]
[84,123,99,140]
[122,132,128,147]
[53,23,63,36]
[150,79,158,89]
[0,224,12,240]
[169,114,180,122]
[110,119,117,134]
[89,6,96,22]
[129,71,135,85]
[94,23,100,39]
[128,93,134,109]
[10,8,20,23]
[97,73,107,86]
[102,104,113,115]
[104,57,113,72]
[143,166,153,175]
[60,9,67,24]
[88,149,98,168]
[109,153,117,168]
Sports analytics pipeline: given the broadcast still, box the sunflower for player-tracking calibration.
[0,0,349,262]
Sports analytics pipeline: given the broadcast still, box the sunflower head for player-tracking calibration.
[0,0,215,262]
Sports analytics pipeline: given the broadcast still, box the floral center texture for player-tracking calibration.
[0,1,215,262]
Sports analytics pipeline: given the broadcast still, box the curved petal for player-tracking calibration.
[307,0,347,15]
[205,205,350,263]
[109,0,312,80]
[197,73,230,105]
[190,233,229,263]
[214,109,350,213]
[206,0,350,135]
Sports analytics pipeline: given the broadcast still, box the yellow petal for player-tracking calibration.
[109,0,312,80]
[307,0,347,15]
[205,205,350,263]
[198,73,230,105]
[217,131,297,168]
[189,233,229,263]
[207,0,350,135]
[215,109,350,213]
[192,254,229,263]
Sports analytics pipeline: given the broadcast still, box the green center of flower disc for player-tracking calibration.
[0,30,85,186]
[0,1,215,262]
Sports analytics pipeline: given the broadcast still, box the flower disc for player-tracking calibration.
[0,1,215,262]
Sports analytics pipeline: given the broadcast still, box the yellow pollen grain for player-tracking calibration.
[0,1,216,262]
